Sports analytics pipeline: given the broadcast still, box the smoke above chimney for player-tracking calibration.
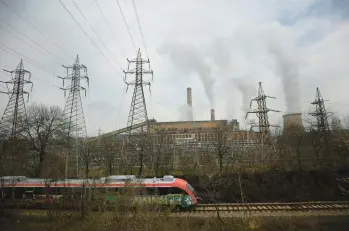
[211,109,215,121]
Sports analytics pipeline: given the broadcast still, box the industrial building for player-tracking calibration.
[91,87,259,147]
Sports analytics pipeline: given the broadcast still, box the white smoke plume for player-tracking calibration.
[268,39,301,114]
[157,41,215,107]
[233,77,256,116]
[178,104,193,121]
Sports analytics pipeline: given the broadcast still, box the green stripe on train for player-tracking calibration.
[104,194,194,208]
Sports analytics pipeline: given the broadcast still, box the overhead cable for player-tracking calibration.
[114,0,137,52]
[0,0,73,59]
[71,0,124,74]
[0,24,62,66]
[132,0,149,60]
[0,18,65,64]
[59,0,121,74]
[94,0,127,59]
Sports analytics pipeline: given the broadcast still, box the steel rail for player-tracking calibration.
[185,201,349,213]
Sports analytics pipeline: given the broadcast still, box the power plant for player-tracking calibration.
[90,86,257,147]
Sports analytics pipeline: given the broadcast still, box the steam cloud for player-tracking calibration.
[233,78,256,116]
[157,41,215,107]
[269,42,301,114]
[178,104,193,121]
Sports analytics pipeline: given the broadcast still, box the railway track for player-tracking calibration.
[187,201,349,213]
[4,201,349,214]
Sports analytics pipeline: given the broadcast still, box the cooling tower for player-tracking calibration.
[283,113,304,134]
[210,109,215,121]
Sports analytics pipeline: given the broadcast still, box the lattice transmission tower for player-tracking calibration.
[245,82,279,144]
[58,55,89,177]
[124,49,153,136]
[309,87,330,133]
[0,60,33,140]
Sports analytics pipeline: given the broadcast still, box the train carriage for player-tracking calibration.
[0,175,199,210]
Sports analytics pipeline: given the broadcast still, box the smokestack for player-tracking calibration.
[187,87,192,106]
[210,109,215,121]
[187,87,193,121]
[283,113,304,134]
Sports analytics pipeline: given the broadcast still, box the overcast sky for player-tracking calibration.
[0,0,349,136]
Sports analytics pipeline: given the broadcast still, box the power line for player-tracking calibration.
[0,49,60,89]
[0,0,73,59]
[132,0,149,60]
[59,0,121,74]
[94,0,127,59]
[71,0,124,72]
[0,43,57,78]
[0,24,62,66]
[0,18,66,65]
[114,0,137,51]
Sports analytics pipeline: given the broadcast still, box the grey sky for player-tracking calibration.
[0,0,349,136]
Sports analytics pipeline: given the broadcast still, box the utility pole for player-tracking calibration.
[97,127,103,169]
[0,60,32,174]
[58,55,89,178]
[245,82,279,165]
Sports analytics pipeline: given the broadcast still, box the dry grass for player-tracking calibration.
[2,183,349,231]
[2,209,349,231]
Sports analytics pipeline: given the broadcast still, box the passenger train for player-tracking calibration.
[0,175,200,210]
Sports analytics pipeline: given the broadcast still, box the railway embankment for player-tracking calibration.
[175,170,349,203]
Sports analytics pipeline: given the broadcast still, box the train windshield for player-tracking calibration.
[186,183,197,197]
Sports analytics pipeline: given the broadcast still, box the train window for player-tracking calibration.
[168,187,185,194]
[135,187,147,195]
[155,187,184,195]
[3,187,13,199]
[14,187,25,199]
[146,188,157,195]
[25,187,34,193]
[50,187,61,195]
[156,187,169,195]
[34,187,45,194]
[186,184,196,196]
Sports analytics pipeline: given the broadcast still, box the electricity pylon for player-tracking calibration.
[309,87,330,133]
[122,49,153,174]
[0,60,33,140]
[58,55,89,177]
[124,49,153,136]
[0,60,33,174]
[245,82,279,144]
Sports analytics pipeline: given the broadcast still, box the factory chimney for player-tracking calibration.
[187,87,192,106]
[187,87,193,121]
[283,113,304,134]
[210,109,215,121]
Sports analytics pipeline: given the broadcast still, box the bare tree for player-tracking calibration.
[25,103,68,177]
[126,133,152,176]
[152,130,166,177]
[101,137,119,176]
[80,141,94,178]
[212,125,230,173]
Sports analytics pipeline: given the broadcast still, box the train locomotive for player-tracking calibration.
[0,175,199,210]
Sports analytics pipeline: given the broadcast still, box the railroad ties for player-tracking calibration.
[184,201,349,213]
